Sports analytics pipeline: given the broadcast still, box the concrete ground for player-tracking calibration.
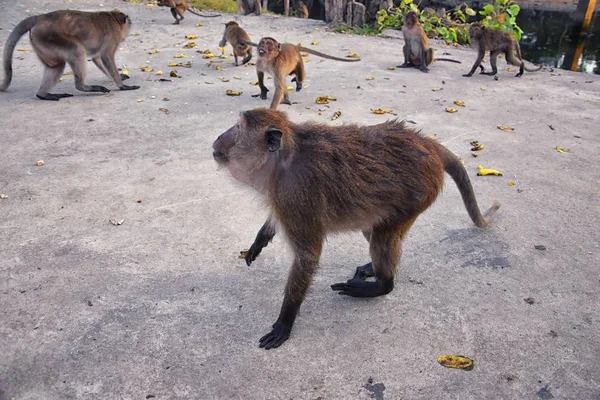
[1,1,599,399]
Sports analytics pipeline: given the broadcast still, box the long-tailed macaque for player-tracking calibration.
[252,37,360,109]
[399,11,461,72]
[212,108,501,349]
[0,10,139,101]
[463,22,542,77]
[237,0,262,15]
[157,0,221,24]
[218,21,253,66]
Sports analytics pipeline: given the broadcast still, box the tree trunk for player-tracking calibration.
[284,0,290,16]
[262,0,268,12]
[326,0,383,26]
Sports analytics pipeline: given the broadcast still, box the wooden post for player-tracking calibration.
[568,0,597,71]
[284,0,290,16]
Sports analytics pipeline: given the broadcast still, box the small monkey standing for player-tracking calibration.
[213,108,500,349]
[399,11,460,73]
[463,23,542,77]
[0,10,139,101]
[218,21,253,66]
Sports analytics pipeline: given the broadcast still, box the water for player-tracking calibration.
[517,9,599,74]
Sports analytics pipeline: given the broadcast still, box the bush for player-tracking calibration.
[189,0,238,14]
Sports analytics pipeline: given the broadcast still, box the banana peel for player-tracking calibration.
[437,355,474,371]
[477,165,503,176]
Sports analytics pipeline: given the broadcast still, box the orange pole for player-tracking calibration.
[571,0,597,71]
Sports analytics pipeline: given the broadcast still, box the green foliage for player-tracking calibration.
[189,0,238,14]
[332,24,381,36]
[477,0,523,40]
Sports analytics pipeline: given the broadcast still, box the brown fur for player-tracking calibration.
[157,0,220,24]
[399,11,460,72]
[212,108,501,349]
[218,21,253,66]
[254,37,360,109]
[463,22,542,77]
[0,10,139,101]
[237,0,262,15]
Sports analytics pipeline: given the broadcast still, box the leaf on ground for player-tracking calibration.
[346,53,360,59]
[432,87,443,91]
[215,65,223,71]
[316,96,336,104]
[497,125,514,132]
[445,107,458,113]
[155,71,163,75]
[371,108,393,114]
[170,70,181,78]
[477,165,503,176]
[386,66,395,70]
[140,66,154,72]
[555,146,570,153]
[195,23,203,27]
[366,77,374,81]
[159,108,169,114]
[137,99,144,103]
[437,355,474,371]
[148,49,159,55]
[226,90,242,96]
[183,42,196,49]
[454,100,465,107]
[185,34,198,39]
[507,181,516,186]
[174,53,188,59]
[109,217,125,226]
[331,111,341,120]
[249,81,258,85]
[219,76,230,82]
[470,140,484,151]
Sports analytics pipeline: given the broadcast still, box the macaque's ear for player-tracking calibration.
[238,111,248,128]
[116,12,129,24]
[277,43,282,51]
[265,128,282,152]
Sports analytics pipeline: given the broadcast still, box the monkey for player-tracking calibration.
[293,0,309,18]
[157,0,221,24]
[237,0,262,15]
[0,10,139,101]
[399,11,461,73]
[250,37,360,109]
[218,22,253,66]
[463,23,542,77]
[212,108,501,349]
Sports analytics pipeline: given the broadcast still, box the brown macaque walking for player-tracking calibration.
[252,37,360,109]
[218,21,253,66]
[237,0,262,15]
[157,0,221,24]
[399,11,460,73]
[0,10,139,101]
[212,108,501,349]
[463,23,542,77]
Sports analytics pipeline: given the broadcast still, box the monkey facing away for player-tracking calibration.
[237,0,262,15]
[463,23,542,77]
[212,108,501,349]
[218,21,253,66]
[251,37,360,109]
[399,11,461,73]
[157,0,221,24]
[0,10,139,101]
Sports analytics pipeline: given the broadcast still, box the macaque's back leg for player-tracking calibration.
[463,47,486,77]
[506,50,525,77]
[171,8,181,24]
[332,218,416,297]
[241,49,252,65]
[481,50,500,76]
[176,5,186,21]
[420,48,432,72]
[36,61,73,101]
[350,262,375,281]
[291,62,304,91]
[64,42,109,93]
[100,51,140,91]
[398,44,413,68]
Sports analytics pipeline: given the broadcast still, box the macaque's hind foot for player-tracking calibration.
[259,321,292,349]
[36,93,73,101]
[350,262,375,281]
[331,279,393,298]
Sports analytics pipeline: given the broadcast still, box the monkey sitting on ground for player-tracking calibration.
[157,0,221,24]
[219,22,253,66]
[237,0,262,15]
[399,11,461,73]
[463,22,542,77]
[212,108,501,349]
[250,37,360,109]
[0,10,139,101]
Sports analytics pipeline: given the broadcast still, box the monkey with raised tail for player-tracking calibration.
[463,22,542,77]
[0,10,139,101]
[219,22,253,66]
[213,108,500,349]
[157,0,221,24]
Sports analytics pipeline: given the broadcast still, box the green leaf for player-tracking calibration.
[465,7,476,16]
[436,26,448,35]
[508,4,520,16]
[482,4,495,15]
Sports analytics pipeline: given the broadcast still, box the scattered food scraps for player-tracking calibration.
[366,77,374,81]
[371,108,393,114]
[0,194,8,199]
[155,71,163,75]
[301,53,309,57]
[140,66,153,72]
[346,53,360,59]
[332,111,341,120]
[220,47,226,55]
[36,160,44,166]
[507,181,516,186]
[432,87,443,91]
[386,66,395,70]
[507,67,515,72]
[286,86,294,91]
[183,42,196,49]
[524,297,535,305]
[316,96,336,104]
[219,76,230,82]
[185,34,198,39]
[226,90,242,96]
[445,107,458,113]
[310,40,318,45]
[470,140,484,151]
[477,165,503,176]
[239,250,248,259]
[534,245,546,251]
[159,107,169,114]
[174,53,188,59]
[437,355,474,371]
[170,70,181,78]
[148,49,159,55]
[555,146,570,153]
[497,125,515,132]
[454,100,465,107]
[249,81,258,85]
[195,23,203,27]
[109,217,124,226]
[17,47,28,51]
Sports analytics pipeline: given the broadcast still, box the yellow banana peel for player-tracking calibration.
[477,165,503,176]
[437,355,474,371]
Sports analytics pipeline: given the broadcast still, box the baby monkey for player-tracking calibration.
[400,11,461,73]
[463,23,542,77]
[253,37,360,109]
[219,21,253,66]
[0,10,139,100]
